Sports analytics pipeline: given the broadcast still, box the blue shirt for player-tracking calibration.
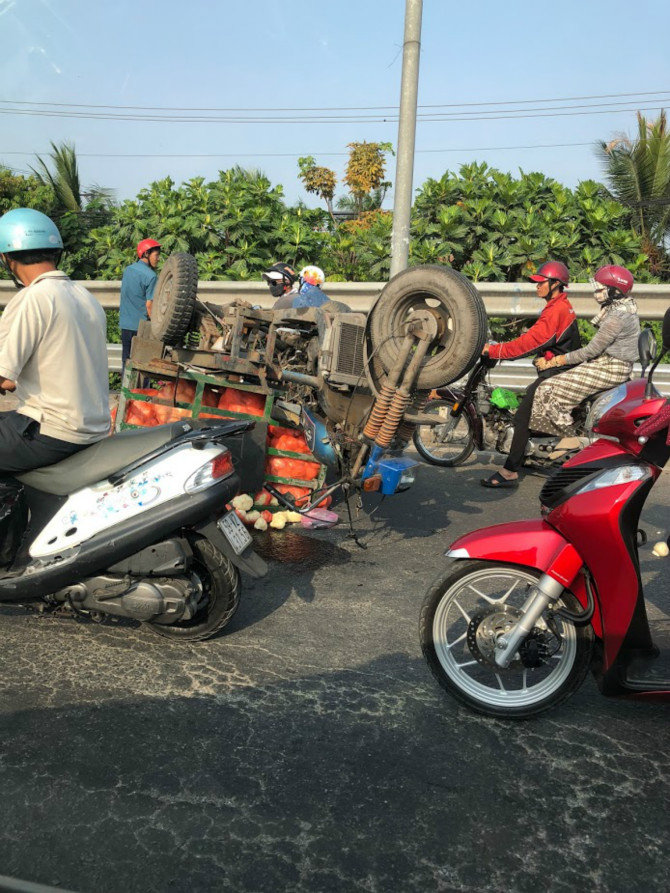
[119,260,157,331]
[292,284,330,308]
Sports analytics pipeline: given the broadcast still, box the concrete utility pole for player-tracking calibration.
[389,0,423,279]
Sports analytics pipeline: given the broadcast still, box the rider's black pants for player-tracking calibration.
[0,411,88,475]
[503,379,541,474]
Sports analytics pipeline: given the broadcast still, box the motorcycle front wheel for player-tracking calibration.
[412,400,475,466]
[420,561,594,719]
[145,536,240,642]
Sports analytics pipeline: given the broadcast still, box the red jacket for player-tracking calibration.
[487,292,580,361]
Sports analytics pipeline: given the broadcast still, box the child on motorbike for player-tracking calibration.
[262,262,330,309]
[531,265,640,436]
[480,260,580,489]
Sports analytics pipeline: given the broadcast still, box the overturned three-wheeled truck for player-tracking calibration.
[119,256,488,521]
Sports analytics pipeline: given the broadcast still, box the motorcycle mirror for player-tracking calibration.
[638,328,657,376]
[644,307,670,398]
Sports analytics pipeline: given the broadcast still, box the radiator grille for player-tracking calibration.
[336,322,365,377]
[540,466,602,507]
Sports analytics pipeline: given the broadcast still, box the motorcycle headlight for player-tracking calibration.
[585,383,628,432]
[576,464,651,495]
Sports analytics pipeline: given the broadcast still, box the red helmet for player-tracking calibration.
[528,261,570,286]
[137,238,161,259]
[593,264,634,296]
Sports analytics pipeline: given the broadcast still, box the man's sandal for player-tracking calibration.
[480,471,519,489]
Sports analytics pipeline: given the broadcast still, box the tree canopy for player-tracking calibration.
[2,131,667,285]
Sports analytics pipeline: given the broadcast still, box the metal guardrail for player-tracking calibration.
[106,346,669,393]
[2,279,668,390]
[2,279,669,318]
[489,359,669,397]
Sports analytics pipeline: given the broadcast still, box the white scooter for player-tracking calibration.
[0,418,267,641]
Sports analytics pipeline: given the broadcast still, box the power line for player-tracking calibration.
[0,89,668,113]
[0,98,667,125]
[2,142,593,161]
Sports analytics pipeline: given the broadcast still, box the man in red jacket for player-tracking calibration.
[481,260,580,489]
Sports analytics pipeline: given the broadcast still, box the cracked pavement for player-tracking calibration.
[0,458,668,893]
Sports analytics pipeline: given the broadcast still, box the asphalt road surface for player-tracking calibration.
[0,455,668,893]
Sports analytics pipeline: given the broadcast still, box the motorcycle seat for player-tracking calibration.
[15,421,195,497]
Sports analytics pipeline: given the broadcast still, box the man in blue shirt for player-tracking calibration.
[119,238,161,369]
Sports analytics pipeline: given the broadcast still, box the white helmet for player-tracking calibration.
[299,265,325,287]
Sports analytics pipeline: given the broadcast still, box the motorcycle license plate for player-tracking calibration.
[218,511,253,556]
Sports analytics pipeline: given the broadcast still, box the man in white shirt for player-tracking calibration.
[0,208,110,474]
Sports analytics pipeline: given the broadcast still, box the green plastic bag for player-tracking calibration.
[490,387,520,411]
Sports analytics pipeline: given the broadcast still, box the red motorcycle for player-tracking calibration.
[420,313,670,718]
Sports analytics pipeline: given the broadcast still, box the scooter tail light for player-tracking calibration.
[185,450,235,493]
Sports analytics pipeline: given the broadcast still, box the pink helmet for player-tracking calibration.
[528,261,570,286]
[593,264,634,297]
[137,238,161,259]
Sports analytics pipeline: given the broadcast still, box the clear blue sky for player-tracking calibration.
[1,0,669,208]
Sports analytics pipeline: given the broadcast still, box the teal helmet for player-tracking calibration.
[0,208,63,254]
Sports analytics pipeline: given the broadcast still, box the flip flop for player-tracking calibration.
[480,471,519,489]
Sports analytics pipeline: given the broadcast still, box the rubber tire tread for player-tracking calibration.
[419,560,594,719]
[151,252,199,345]
[370,265,487,390]
[412,400,475,467]
[145,536,240,642]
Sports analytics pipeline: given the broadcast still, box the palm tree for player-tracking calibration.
[30,140,113,213]
[30,140,83,211]
[596,111,670,271]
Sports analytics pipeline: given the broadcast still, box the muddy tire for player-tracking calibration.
[369,265,487,390]
[151,252,198,345]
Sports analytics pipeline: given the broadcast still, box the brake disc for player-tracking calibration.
[467,604,560,671]
[467,605,524,671]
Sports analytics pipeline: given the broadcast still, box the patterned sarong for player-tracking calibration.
[530,355,632,436]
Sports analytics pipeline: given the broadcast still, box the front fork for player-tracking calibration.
[494,573,567,668]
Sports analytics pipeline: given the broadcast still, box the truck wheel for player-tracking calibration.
[151,252,198,345]
[369,265,487,390]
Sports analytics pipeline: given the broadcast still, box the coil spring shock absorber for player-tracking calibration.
[376,390,411,448]
[362,334,417,441]
[363,382,397,440]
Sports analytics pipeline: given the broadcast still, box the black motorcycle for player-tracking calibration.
[412,356,590,468]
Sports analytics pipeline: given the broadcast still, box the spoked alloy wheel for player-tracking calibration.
[420,561,593,718]
[412,400,475,466]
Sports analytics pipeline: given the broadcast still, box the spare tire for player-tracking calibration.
[369,265,487,390]
[151,252,199,345]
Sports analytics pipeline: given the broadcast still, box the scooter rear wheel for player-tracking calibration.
[412,400,475,466]
[145,536,240,642]
[420,560,594,718]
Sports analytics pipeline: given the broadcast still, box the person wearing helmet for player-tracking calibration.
[481,260,580,489]
[294,265,330,309]
[531,264,640,436]
[261,262,298,309]
[0,208,110,473]
[119,238,162,369]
